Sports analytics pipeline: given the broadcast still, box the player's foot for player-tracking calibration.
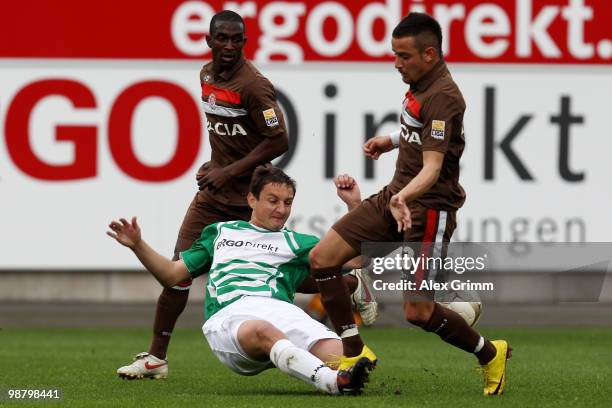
[336,357,374,395]
[338,345,377,372]
[481,340,511,395]
[117,352,168,380]
[350,268,378,325]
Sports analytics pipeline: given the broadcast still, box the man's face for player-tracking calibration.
[206,21,246,71]
[248,183,294,231]
[392,36,433,85]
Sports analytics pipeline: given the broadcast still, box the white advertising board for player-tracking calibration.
[0,61,610,268]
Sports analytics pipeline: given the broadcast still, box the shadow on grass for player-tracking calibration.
[210,389,323,396]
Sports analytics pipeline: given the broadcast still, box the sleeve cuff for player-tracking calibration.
[389,129,401,147]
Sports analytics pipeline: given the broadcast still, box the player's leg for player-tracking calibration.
[201,296,370,395]
[281,297,374,395]
[263,296,373,395]
[236,320,285,359]
[296,274,358,293]
[405,299,494,359]
[406,299,510,395]
[349,268,378,325]
[301,270,378,326]
[402,204,510,395]
[116,194,201,379]
[147,194,216,360]
[117,195,202,379]
[116,265,191,379]
[401,206,489,355]
[202,296,368,394]
[235,319,367,395]
[308,338,342,368]
[309,189,395,366]
[309,230,364,357]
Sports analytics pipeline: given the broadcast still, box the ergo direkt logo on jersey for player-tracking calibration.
[216,238,280,253]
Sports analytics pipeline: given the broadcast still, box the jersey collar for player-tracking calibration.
[411,59,447,92]
[215,57,246,81]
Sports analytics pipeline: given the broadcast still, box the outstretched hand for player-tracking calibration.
[363,135,395,160]
[389,194,412,232]
[334,174,361,207]
[107,217,142,249]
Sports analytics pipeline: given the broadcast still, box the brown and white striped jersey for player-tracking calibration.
[389,60,466,211]
[199,58,287,206]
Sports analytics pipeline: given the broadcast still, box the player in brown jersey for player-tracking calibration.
[117,12,376,379]
[309,13,511,396]
[116,10,290,379]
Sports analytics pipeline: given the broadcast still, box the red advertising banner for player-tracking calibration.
[1,0,610,63]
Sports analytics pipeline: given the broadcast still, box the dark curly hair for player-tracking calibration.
[210,10,245,35]
[392,12,442,56]
[249,166,296,199]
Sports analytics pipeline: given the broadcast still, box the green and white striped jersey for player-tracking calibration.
[181,220,319,318]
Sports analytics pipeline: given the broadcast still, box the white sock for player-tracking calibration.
[474,336,485,353]
[269,339,339,395]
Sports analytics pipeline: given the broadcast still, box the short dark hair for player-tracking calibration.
[210,10,245,35]
[249,166,296,199]
[392,12,442,56]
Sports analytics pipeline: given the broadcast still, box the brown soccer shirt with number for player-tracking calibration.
[199,58,287,206]
[389,60,466,211]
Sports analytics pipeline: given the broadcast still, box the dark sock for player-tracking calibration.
[344,275,358,293]
[475,341,497,365]
[474,340,497,365]
[423,303,496,364]
[342,336,364,358]
[148,285,189,360]
[294,275,357,294]
[314,267,363,357]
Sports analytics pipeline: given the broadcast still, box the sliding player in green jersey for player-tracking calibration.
[107,167,374,395]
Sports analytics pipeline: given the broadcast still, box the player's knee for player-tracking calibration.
[252,321,282,345]
[308,245,327,271]
[308,246,320,267]
[309,339,342,368]
[403,301,434,326]
[309,244,343,273]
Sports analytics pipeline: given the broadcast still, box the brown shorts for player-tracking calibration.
[172,191,252,261]
[332,186,456,285]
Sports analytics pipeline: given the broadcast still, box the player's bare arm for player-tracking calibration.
[334,174,369,268]
[296,174,366,293]
[389,150,444,231]
[334,173,362,211]
[107,217,190,287]
[363,134,395,160]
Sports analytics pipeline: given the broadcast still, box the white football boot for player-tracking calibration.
[117,352,168,379]
[350,268,378,325]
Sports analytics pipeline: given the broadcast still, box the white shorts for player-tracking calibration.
[202,296,339,376]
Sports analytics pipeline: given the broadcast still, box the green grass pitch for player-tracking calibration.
[1,327,609,407]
